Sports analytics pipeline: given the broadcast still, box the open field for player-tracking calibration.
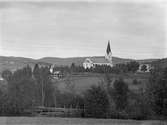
[0,117,166,125]
[54,72,149,94]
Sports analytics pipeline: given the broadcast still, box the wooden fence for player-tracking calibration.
[26,106,84,117]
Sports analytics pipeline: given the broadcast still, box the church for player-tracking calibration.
[83,41,113,69]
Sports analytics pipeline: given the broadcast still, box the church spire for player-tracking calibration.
[106,40,111,55]
[105,40,113,67]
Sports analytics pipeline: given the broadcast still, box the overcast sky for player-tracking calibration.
[0,0,167,59]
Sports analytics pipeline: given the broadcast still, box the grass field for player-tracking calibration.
[0,117,166,125]
[54,73,149,94]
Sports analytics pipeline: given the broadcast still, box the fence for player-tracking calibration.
[27,106,84,117]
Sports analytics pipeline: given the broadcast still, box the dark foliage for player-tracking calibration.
[146,67,167,116]
[132,79,141,85]
[56,92,84,109]
[84,85,110,118]
[125,92,153,120]
[1,70,12,81]
[113,78,129,111]
[33,65,55,107]
[0,64,55,115]
[127,61,139,73]
[6,65,36,114]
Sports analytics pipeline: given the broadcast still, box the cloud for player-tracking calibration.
[0,1,166,59]
[0,0,166,3]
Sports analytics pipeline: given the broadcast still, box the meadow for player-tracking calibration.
[0,117,166,125]
[54,72,149,94]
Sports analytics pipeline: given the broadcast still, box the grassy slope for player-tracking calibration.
[0,56,50,73]
[53,72,149,94]
[152,58,167,69]
[0,56,35,73]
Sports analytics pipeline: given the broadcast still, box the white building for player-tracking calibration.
[83,41,113,69]
[138,63,153,72]
[50,65,63,79]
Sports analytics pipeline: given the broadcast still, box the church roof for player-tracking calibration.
[106,41,111,54]
[90,57,110,64]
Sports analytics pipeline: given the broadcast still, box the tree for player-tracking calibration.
[7,66,36,114]
[33,63,40,80]
[1,70,12,81]
[8,78,36,113]
[146,67,167,116]
[70,63,76,72]
[141,64,147,72]
[36,66,55,107]
[11,65,32,82]
[113,78,129,111]
[84,85,110,118]
[127,61,139,73]
[132,79,141,85]
[55,92,84,108]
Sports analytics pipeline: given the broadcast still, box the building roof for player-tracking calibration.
[106,41,111,55]
[89,57,110,64]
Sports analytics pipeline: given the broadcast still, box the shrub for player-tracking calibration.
[146,67,167,116]
[132,79,141,85]
[113,78,129,111]
[126,92,153,120]
[84,85,110,118]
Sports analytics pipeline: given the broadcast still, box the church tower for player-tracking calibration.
[105,40,113,67]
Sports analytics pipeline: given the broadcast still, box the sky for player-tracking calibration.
[0,0,167,59]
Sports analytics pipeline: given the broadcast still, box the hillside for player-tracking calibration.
[0,56,50,73]
[0,56,133,73]
[152,58,167,69]
[38,57,86,66]
[38,56,133,66]
[0,56,165,73]
[53,72,150,94]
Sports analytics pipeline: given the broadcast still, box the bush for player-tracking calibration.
[84,85,110,118]
[146,67,167,116]
[125,92,153,120]
[113,78,129,111]
[132,79,141,85]
[1,70,12,81]
[55,92,84,109]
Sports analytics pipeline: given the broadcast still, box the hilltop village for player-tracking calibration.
[49,41,152,80]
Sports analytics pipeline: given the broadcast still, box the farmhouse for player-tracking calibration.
[138,63,153,72]
[83,41,113,69]
[50,65,64,79]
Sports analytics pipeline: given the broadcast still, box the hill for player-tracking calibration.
[38,56,133,66]
[0,56,50,73]
[0,56,165,73]
[0,56,133,73]
[152,58,167,69]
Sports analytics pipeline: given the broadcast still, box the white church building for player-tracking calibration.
[83,41,113,69]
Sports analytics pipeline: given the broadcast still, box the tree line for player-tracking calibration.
[0,64,55,115]
[58,61,140,74]
[0,64,166,119]
[77,67,167,119]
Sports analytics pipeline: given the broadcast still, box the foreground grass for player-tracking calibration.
[0,117,166,125]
